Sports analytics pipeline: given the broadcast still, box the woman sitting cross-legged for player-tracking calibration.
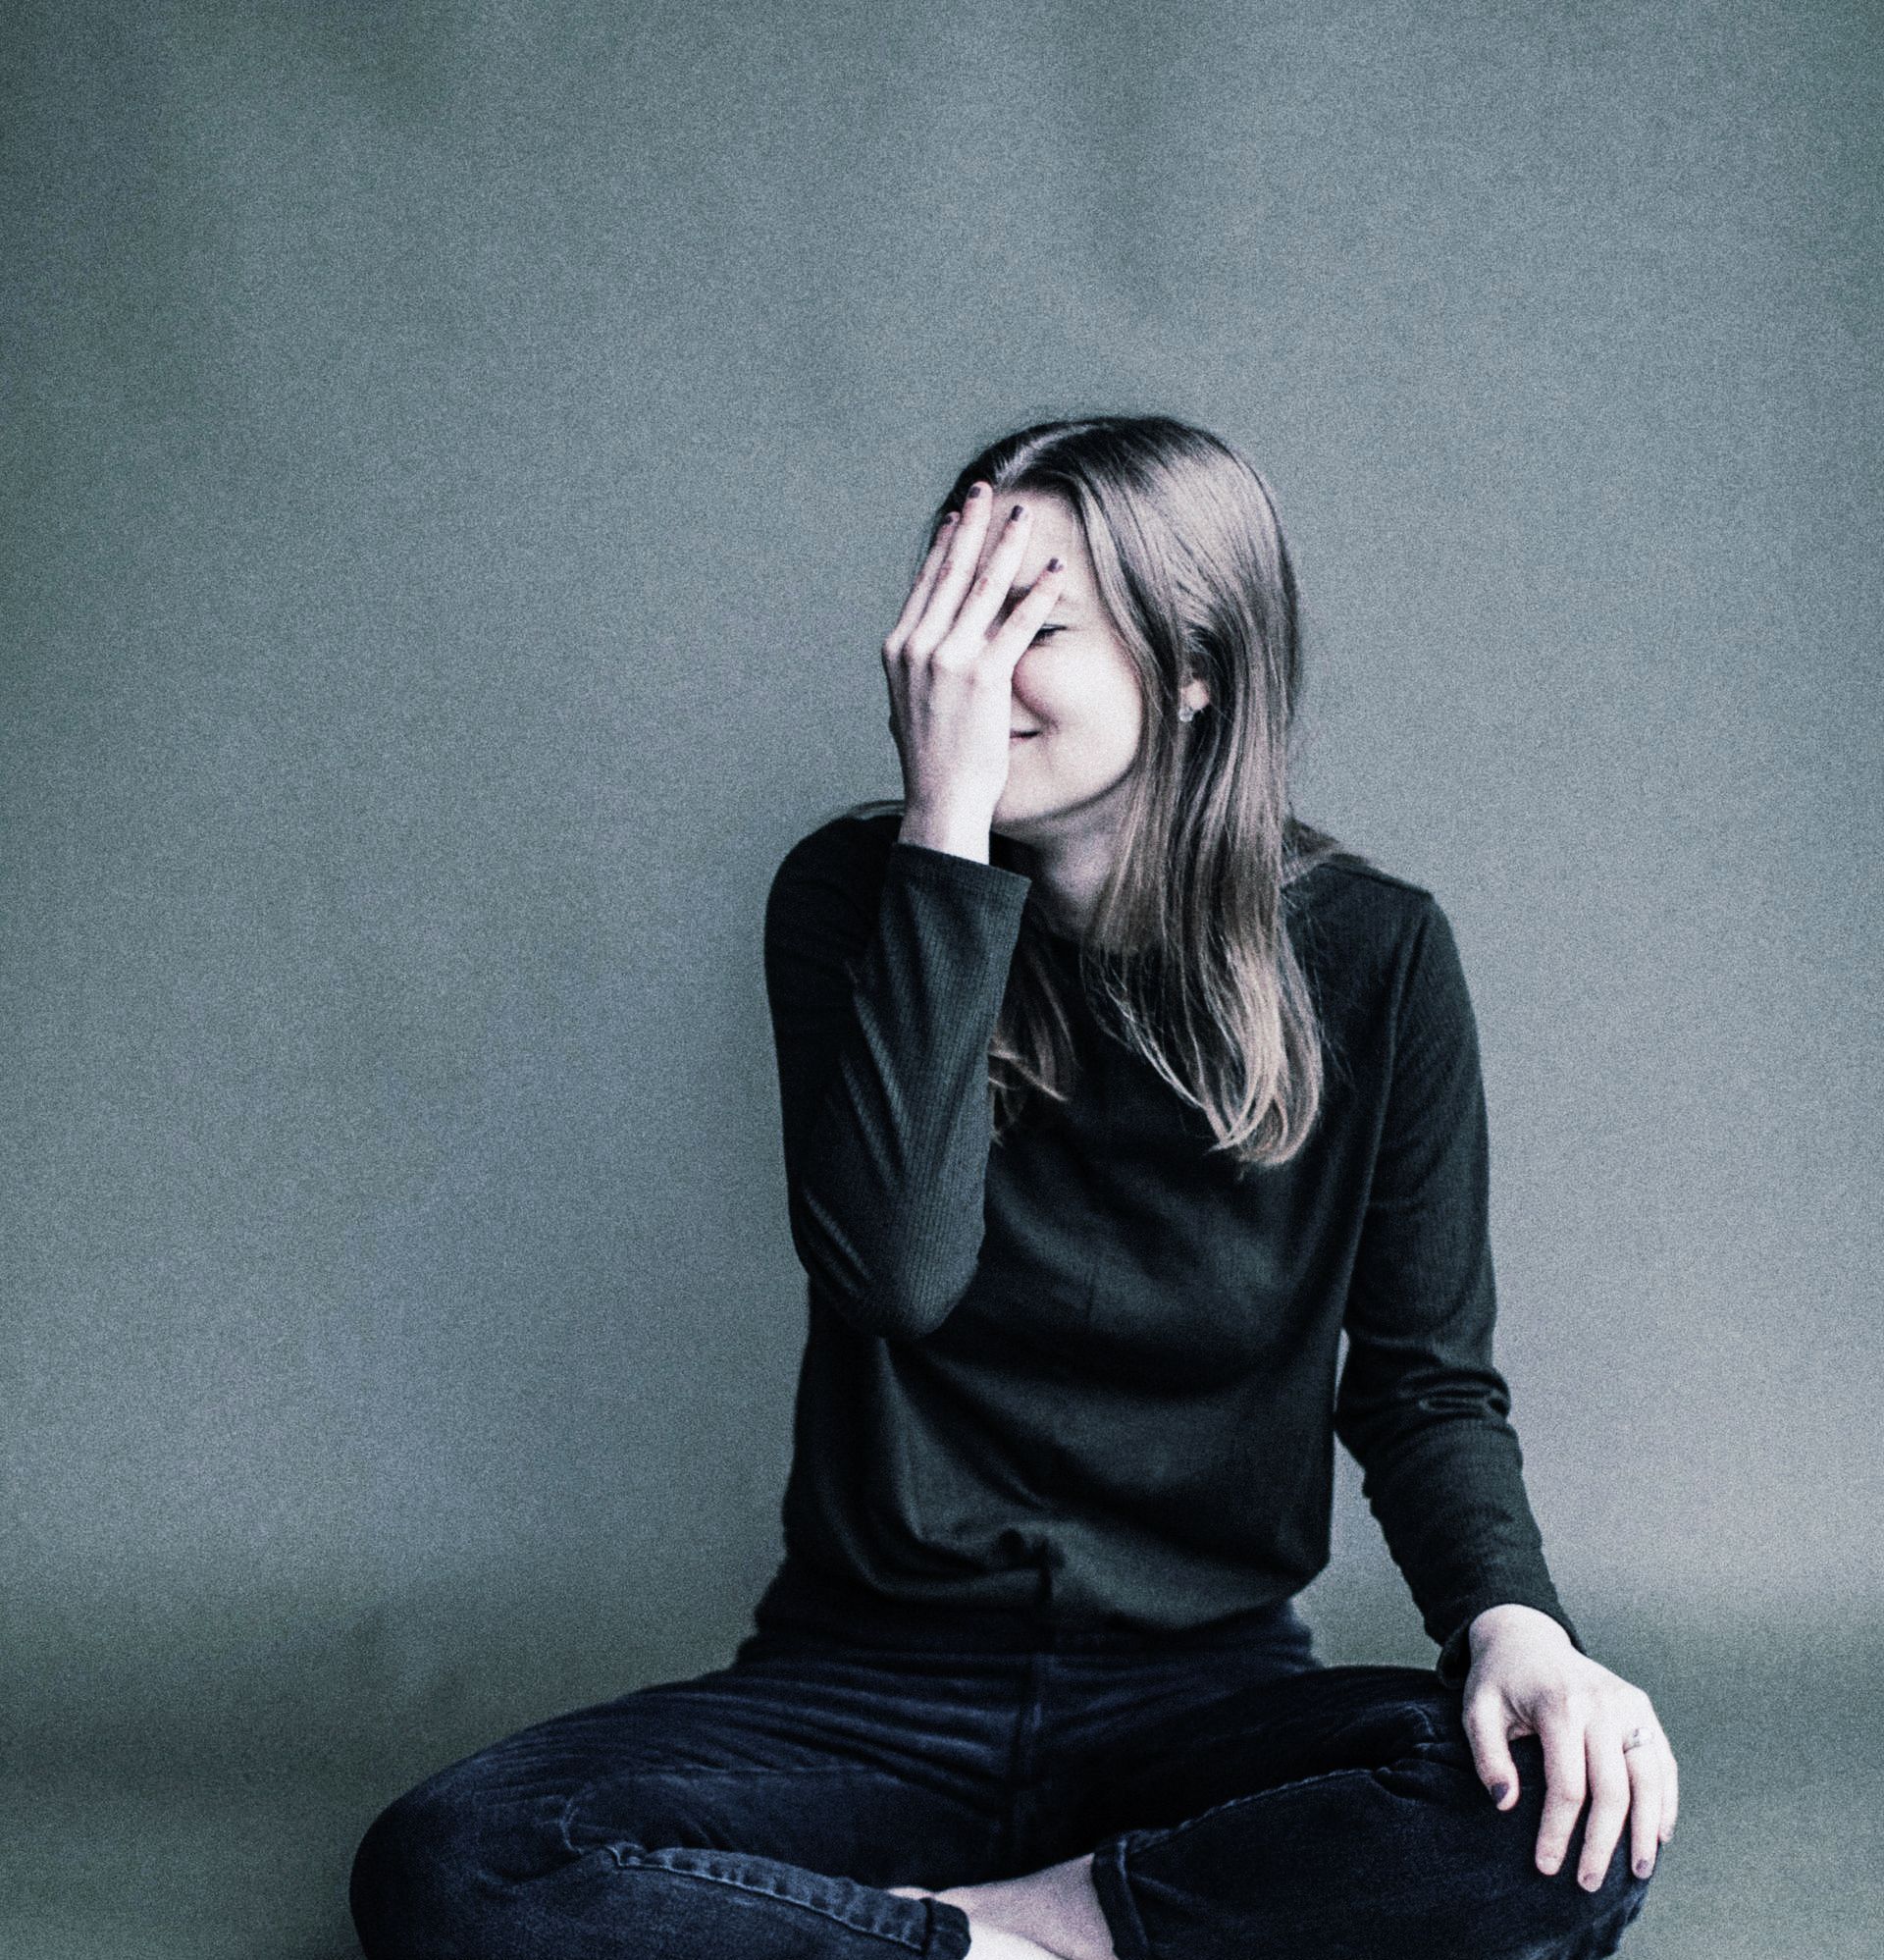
[348,411,1677,1960]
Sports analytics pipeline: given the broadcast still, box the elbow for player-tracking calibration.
[789,1192,980,1342]
[833,1266,975,1343]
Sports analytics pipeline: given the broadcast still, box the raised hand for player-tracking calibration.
[881,481,1064,862]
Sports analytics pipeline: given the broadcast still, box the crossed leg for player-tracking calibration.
[348,1643,1010,1959]
[350,1645,1653,1960]
[892,1664,1654,1960]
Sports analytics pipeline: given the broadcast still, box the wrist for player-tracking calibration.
[898,807,993,863]
[1468,1603,1572,1649]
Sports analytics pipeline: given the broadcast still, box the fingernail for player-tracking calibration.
[968,484,986,501]
[1489,1781,1510,1806]
[1009,502,1024,521]
[1635,1857,1653,1879]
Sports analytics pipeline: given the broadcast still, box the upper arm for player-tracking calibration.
[761,821,885,1170]
[1340,895,1498,1360]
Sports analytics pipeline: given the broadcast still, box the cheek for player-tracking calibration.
[1011,650,1143,753]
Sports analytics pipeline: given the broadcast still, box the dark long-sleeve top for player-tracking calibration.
[756,806,1586,1687]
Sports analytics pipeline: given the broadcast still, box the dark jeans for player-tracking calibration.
[349,1567,1655,1959]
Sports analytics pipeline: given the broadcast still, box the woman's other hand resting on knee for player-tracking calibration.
[1460,1603,1680,1892]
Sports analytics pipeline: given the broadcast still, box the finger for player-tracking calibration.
[987,556,1066,674]
[884,512,959,658]
[1575,1725,1634,1892]
[1459,1693,1523,1812]
[913,483,998,655]
[1625,1736,1663,1881]
[949,497,1037,650]
[1533,1704,1590,1878]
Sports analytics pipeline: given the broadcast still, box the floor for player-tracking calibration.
[10,1607,1876,1957]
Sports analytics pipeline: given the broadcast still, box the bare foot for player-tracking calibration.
[887,1854,1119,1960]
[888,1884,1063,1958]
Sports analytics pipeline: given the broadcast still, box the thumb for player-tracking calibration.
[1461,1690,1522,1811]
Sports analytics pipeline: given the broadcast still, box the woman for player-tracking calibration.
[349,414,1677,1959]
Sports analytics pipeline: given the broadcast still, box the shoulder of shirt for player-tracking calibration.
[772,802,927,881]
[1286,848,1441,936]
[1283,850,1460,1043]
[772,802,900,878]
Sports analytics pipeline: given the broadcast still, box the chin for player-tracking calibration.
[992,801,1062,842]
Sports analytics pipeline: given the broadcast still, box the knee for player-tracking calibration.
[1526,1842,1655,1960]
[349,1780,505,1960]
[1453,1734,1659,1955]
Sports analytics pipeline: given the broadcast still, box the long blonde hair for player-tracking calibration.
[855,414,1364,1173]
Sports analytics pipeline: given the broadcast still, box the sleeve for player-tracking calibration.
[1332,896,1589,1689]
[762,820,1033,1343]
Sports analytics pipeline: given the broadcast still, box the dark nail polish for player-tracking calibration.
[1490,1781,1510,1805]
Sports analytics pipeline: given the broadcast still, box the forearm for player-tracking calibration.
[769,834,1030,1341]
[1338,1380,1583,1669]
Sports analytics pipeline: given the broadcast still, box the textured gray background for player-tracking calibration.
[4,1,1878,1954]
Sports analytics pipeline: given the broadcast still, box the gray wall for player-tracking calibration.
[3,2,1877,1954]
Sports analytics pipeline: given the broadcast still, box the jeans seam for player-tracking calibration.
[1088,1837,1153,1960]
[594,1843,932,1952]
[557,1764,931,1855]
[1117,1759,1414,1857]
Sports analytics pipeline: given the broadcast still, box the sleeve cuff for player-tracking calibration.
[888,838,1034,904]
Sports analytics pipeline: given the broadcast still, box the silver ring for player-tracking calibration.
[1621,1725,1652,1754]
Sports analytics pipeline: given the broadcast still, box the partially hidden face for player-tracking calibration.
[991,492,1148,838]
